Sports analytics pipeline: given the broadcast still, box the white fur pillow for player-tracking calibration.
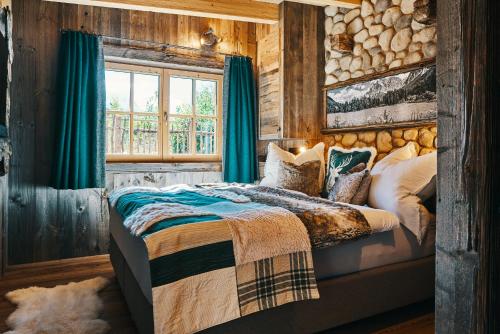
[368,151,437,243]
[261,142,325,193]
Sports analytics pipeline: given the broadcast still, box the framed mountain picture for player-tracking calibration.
[323,63,437,132]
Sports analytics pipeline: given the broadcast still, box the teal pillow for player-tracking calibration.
[323,146,377,197]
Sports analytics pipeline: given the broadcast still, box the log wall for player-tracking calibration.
[8,0,256,265]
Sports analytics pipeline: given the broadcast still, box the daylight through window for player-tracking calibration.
[105,63,222,162]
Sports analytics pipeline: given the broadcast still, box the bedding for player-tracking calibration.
[323,146,377,197]
[370,142,418,174]
[275,160,321,196]
[220,185,372,249]
[314,218,436,279]
[369,150,437,242]
[109,184,374,334]
[328,169,371,204]
[260,142,326,193]
[110,198,402,304]
[111,187,317,334]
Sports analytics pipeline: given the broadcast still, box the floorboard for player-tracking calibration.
[0,255,435,333]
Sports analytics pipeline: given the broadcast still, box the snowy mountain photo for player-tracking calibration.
[326,65,437,130]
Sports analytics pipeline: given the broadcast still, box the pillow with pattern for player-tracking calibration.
[275,160,321,196]
[328,168,372,205]
[323,146,377,197]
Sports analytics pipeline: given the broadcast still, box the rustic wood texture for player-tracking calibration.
[256,2,324,141]
[45,0,280,24]
[436,0,500,332]
[0,175,6,276]
[256,0,361,8]
[0,255,434,334]
[329,33,353,53]
[9,0,256,265]
[104,44,226,69]
[0,4,11,277]
[256,23,281,139]
[281,2,325,140]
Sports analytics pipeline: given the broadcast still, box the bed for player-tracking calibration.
[108,184,435,334]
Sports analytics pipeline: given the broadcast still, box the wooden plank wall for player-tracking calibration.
[436,0,500,332]
[281,2,325,140]
[256,3,325,157]
[9,0,256,265]
[256,23,281,139]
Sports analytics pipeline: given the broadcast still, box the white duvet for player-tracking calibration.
[346,204,400,233]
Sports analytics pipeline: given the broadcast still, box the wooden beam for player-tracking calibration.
[255,0,361,9]
[436,0,500,332]
[43,0,279,24]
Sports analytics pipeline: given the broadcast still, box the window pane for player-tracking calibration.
[133,73,159,113]
[132,115,159,155]
[196,118,216,154]
[106,113,130,154]
[170,77,192,115]
[169,117,191,154]
[106,70,130,111]
[196,80,217,116]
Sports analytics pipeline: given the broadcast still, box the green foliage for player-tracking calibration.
[107,82,218,155]
[170,85,217,154]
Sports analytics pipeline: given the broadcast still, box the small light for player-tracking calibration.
[298,146,307,154]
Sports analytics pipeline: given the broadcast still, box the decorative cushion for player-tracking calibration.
[370,143,418,176]
[350,170,372,205]
[323,146,377,197]
[368,151,437,243]
[275,160,321,196]
[328,169,371,204]
[261,142,325,193]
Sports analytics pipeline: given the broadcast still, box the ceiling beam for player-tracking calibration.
[43,0,280,24]
[255,0,361,8]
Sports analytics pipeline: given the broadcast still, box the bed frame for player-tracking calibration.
[110,235,435,334]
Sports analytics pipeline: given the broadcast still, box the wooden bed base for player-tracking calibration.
[110,236,435,334]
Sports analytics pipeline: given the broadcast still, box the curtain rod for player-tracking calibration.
[60,29,249,59]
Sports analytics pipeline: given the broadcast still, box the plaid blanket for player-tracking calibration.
[110,186,319,334]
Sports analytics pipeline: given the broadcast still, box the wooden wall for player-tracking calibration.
[281,2,325,141]
[8,0,256,265]
[256,2,325,156]
[436,0,500,332]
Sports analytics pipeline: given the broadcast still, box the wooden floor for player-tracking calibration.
[0,255,435,334]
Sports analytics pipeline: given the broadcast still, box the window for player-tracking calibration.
[105,63,222,162]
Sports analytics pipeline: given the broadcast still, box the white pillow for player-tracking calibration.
[261,142,325,192]
[368,151,437,243]
[371,142,418,175]
[346,204,400,233]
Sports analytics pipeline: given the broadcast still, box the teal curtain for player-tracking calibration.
[52,31,106,189]
[223,56,259,183]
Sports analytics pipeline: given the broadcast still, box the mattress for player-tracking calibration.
[109,206,435,304]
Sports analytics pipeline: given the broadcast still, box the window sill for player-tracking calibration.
[105,161,222,173]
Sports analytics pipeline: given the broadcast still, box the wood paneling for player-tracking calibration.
[44,0,280,24]
[257,23,281,139]
[256,2,325,141]
[281,2,325,140]
[436,0,500,332]
[255,0,361,8]
[9,0,256,265]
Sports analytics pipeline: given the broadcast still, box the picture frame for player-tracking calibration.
[322,61,437,134]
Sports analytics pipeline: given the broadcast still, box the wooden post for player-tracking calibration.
[436,0,500,332]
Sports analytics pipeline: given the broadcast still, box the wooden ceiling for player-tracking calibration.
[43,0,360,24]
[255,0,360,8]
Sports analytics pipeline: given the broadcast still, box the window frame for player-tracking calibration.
[105,63,223,163]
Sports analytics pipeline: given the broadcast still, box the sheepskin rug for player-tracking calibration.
[4,276,110,334]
